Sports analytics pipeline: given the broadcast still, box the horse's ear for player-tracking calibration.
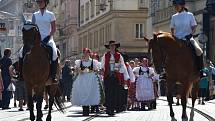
[153,33,157,41]
[144,37,149,43]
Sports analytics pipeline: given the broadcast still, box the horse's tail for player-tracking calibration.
[53,85,65,113]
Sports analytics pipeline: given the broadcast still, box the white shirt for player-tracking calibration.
[126,64,135,82]
[101,53,130,80]
[33,9,56,41]
[170,11,197,39]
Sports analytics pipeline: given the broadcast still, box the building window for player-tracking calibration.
[80,5,84,24]
[91,0,95,18]
[85,2,90,21]
[96,0,100,15]
[135,24,144,39]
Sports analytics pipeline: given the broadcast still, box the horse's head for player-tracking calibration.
[144,33,166,74]
[22,22,41,48]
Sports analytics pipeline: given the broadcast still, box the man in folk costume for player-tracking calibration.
[101,41,130,116]
[71,48,102,116]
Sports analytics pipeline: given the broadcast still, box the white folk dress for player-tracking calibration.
[71,59,101,106]
[133,66,155,102]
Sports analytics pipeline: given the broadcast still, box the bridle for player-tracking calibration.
[148,36,167,74]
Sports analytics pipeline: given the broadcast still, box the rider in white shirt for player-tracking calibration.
[170,0,204,77]
[31,0,58,83]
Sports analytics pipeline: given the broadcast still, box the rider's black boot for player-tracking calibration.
[50,59,58,84]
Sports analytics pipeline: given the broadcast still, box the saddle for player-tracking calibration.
[174,37,201,71]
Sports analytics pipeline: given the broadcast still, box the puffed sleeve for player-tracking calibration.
[74,60,81,68]
[101,54,105,70]
[149,67,155,76]
[119,55,129,80]
[133,67,140,75]
[93,59,99,70]
[97,62,102,70]
[127,65,135,82]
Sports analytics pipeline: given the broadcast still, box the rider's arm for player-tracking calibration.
[50,21,56,37]
[171,28,175,35]
[191,25,197,35]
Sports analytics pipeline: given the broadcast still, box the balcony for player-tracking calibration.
[152,6,175,25]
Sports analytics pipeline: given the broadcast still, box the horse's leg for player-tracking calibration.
[167,82,175,118]
[35,87,44,121]
[46,86,54,121]
[181,93,188,121]
[27,87,35,121]
[190,81,199,121]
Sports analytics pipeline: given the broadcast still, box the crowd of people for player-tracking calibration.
[1,0,215,118]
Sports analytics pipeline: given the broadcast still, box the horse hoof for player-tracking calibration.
[171,117,177,121]
[182,118,188,121]
[30,115,35,121]
[46,115,51,121]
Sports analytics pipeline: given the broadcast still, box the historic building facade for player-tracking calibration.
[77,0,152,59]
[53,0,79,62]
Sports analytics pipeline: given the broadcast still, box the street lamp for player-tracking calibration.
[198,30,208,62]
[24,0,33,8]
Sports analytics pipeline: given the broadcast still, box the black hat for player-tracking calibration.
[104,40,120,49]
[173,0,185,5]
[35,0,49,4]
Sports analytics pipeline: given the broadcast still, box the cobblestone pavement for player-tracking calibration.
[0,97,214,121]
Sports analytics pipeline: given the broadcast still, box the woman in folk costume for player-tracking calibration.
[101,41,130,116]
[71,48,102,116]
[133,58,156,107]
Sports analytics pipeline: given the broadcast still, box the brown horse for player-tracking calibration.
[144,32,199,121]
[22,22,64,121]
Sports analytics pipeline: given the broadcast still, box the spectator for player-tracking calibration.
[0,48,12,110]
[62,60,73,102]
[9,61,26,111]
[198,66,209,105]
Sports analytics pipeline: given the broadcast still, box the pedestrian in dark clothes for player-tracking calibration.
[0,48,12,110]
[62,60,73,102]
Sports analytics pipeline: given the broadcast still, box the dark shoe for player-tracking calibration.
[44,105,49,110]
[18,108,24,111]
[202,102,205,105]
[14,103,17,107]
[2,107,11,110]
[176,102,180,105]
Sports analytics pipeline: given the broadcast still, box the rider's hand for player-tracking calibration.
[185,34,193,40]
[43,35,51,43]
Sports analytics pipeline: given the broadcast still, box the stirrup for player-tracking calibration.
[51,77,58,84]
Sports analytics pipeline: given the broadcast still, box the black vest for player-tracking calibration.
[80,59,93,71]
